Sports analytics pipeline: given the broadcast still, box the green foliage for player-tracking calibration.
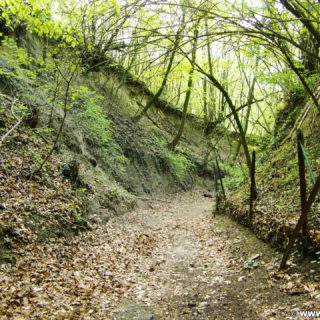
[0,38,51,108]
[262,70,304,96]
[220,162,247,191]
[0,251,16,264]
[72,86,110,147]
[148,131,167,150]
[74,212,86,224]
[72,86,128,177]
[262,69,317,102]
[0,38,36,91]
[147,130,195,182]
[165,150,195,182]
[248,134,272,153]
[0,0,62,39]
[306,73,318,89]
[26,145,48,170]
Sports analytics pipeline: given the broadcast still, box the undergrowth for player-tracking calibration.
[165,150,195,182]
[71,85,128,178]
[148,131,195,183]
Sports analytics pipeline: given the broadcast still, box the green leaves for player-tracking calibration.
[0,38,38,95]
[72,86,110,147]
[71,86,128,177]
[0,0,63,39]
[165,151,195,182]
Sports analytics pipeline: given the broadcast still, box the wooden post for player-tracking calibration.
[249,150,256,221]
[297,129,308,256]
[280,129,310,269]
[214,163,220,215]
[215,158,226,201]
[280,174,320,269]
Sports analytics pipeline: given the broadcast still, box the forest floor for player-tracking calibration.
[0,189,319,320]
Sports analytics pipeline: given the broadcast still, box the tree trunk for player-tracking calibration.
[134,12,186,122]
[168,23,199,150]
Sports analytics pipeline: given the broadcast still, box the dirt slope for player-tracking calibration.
[0,190,319,319]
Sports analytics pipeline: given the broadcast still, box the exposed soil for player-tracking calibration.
[0,189,319,319]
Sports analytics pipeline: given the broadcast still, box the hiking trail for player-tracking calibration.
[0,189,318,319]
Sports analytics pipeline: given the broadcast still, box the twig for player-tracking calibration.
[135,196,168,203]
[32,58,79,176]
[0,98,20,148]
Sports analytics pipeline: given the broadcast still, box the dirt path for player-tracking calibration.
[0,189,319,319]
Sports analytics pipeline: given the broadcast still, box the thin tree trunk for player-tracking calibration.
[134,12,186,122]
[33,62,78,176]
[168,23,199,150]
[280,174,320,269]
[234,76,257,159]
[197,66,252,173]
[203,77,209,133]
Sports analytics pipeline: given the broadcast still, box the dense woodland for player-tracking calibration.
[0,0,320,319]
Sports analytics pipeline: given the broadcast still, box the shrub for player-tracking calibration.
[165,151,195,182]
[71,86,128,177]
[0,38,37,93]
[72,86,111,147]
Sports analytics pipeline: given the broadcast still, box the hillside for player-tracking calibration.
[223,85,320,257]
[0,33,217,263]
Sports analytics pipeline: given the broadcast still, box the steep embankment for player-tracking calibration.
[0,36,214,262]
[54,57,214,222]
[0,96,88,264]
[223,85,320,256]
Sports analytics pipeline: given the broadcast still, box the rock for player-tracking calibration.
[249,254,261,261]
[187,302,197,307]
[199,301,209,308]
[286,282,294,290]
[203,191,213,198]
[61,160,79,183]
[0,203,6,210]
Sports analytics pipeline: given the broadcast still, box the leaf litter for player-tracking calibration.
[0,189,319,319]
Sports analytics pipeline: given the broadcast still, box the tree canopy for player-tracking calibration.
[1,0,319,169]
